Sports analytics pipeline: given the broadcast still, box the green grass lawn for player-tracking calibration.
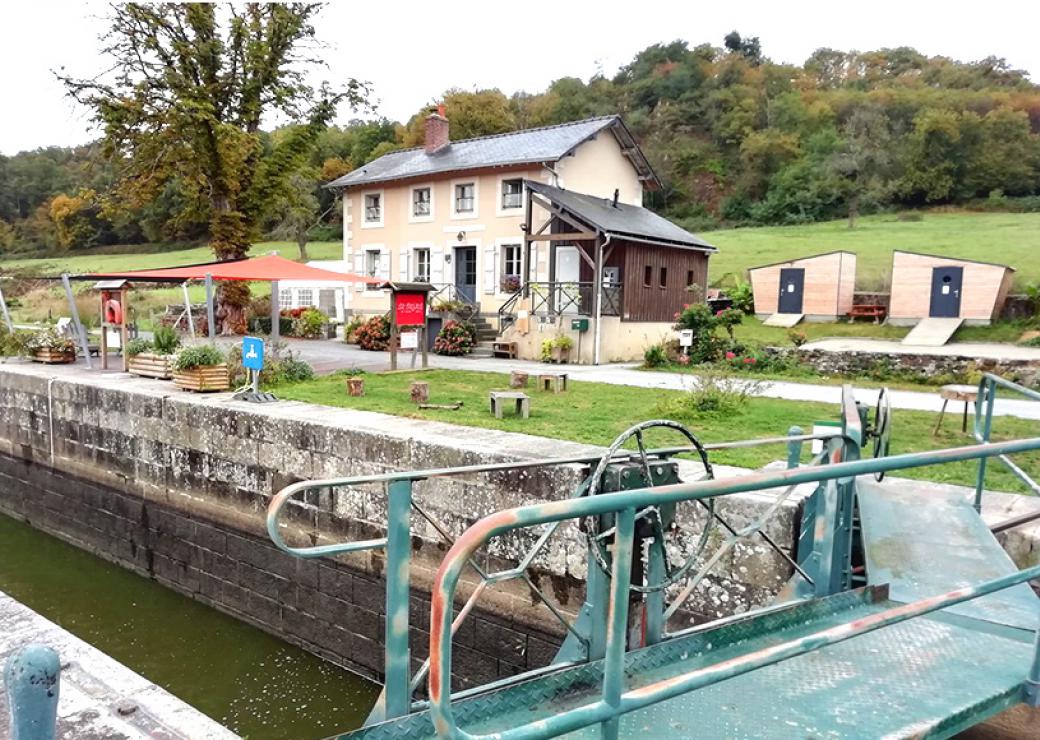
[703,211,1040,290]
[273,369,1039,493]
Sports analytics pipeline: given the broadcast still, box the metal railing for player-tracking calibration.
[266,428,841,726]
[428,284,478,320]
[973,373,1040,516]
[497,282,622,330]
[426,436,1040,740]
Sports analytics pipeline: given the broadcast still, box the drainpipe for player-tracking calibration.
[593,233,612,366]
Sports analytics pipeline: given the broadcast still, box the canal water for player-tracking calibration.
[0,512,380,739]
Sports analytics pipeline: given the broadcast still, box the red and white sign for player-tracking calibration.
[394,292,426,327]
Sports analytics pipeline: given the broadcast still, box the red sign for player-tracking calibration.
[394,291,426,327]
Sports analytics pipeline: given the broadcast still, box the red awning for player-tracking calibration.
[92,254,380,284]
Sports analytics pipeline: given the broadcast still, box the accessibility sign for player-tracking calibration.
[242,336,265,371]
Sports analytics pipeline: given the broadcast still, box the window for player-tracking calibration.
[500,244,522,292]
[501,179,523,210]
[686,270,694,287]
[364,193,382,223]
[643,265,653,287]
[365,249,381,290]
[412,187,431,217]
[297,288,314,306]
[454,182,475,213]
[278,289,292,307]
[414,248,431,282]
[659,267,668,289]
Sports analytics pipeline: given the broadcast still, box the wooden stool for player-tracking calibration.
[538,373,568,393]
[410,381,429,404]
[489,391,530,419]
[933,384,979,435]
[347,377,365,397]
[492,341,518,359]
[510,370,529,389]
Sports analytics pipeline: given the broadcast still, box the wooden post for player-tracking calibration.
[347,377,365,396]
[389,291,398,371]
[120,285,129,372]
[410,381,429,404]
[510,370,529,389]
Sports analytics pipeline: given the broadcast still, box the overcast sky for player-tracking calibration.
[3,0,1039,155]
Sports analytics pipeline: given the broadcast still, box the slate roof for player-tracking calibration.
[326,116,659,189]
[525,180,715,252]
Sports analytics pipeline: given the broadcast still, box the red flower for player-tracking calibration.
[743,357,752,364]
[725,351,736,360]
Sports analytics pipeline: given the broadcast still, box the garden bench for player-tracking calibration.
[538,373,568,393]
[489,391,530,419]
[846,304,887,323]
[492,341,518,359]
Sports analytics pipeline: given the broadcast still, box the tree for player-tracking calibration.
[827,106,892,227]
[723,31,763,66]
[59,3,367,332]
[401,89,515,147]
[269,170,321,261]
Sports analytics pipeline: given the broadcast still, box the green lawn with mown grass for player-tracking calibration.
[273,369,1040,494]
[703,211,1040,290]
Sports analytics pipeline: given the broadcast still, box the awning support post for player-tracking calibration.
[204,273,216,341]
[181,282,196,340]
[0,283,13,332]
[61,273,91,369]
[592,233,604,366]
[271,280,280,343]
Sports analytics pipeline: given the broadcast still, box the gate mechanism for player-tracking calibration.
[864,388,893,481]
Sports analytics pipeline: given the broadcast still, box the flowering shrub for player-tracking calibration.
[672,303,726,363]
[499,274,521,293]
[355,315,391,351]
[714,307,744,339]
[787,328,808,346]
[433,320,475,356]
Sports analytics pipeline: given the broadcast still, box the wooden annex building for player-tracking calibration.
[888,251,1014,325]
[748,251,857,320]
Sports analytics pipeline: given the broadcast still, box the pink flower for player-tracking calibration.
[743,357,752,364]
[725,351,736,360]
[678,355,690,365]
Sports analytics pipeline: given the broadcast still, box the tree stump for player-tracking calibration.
[347,377,365,397]
[410,381,429,404]
[510,371,529,389]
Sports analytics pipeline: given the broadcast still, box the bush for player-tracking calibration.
[728,281,754,315]
[125,338,152,357]
[434,320,476,356]
[152,326,181,355]
[644,344,667,368]
[294,307,327,339]
[343,315,365,344]
[655,372,765,419]
[355,315,391,351]
[540,335,574,362]
[787,328,808,347]
[673,303,726,363]
[173,344,225,371]
[227,342,314,386]
[0,325,34,357]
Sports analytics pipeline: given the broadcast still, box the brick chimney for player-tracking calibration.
[424,104,450,154]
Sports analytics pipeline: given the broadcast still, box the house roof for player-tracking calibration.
[893,250,1015,271]
[524,181,715,252]
[326,116,660,190]
[748,250,857,271]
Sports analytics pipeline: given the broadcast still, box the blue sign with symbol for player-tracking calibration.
[242,336,264,371]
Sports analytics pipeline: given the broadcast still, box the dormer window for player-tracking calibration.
[454,182,475,213]
[501,179,523,210]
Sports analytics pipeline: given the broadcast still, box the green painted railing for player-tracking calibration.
[427,436,1040,740]
[973,372,1040,512]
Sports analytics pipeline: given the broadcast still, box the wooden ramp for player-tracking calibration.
[763,313,804,328]
[903,317,963,346]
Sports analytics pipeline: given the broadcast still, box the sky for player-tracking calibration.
[2,0,1039,155]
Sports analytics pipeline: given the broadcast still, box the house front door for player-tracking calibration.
[929,266,963,318]
[778,268,805,314]
[454,246,477,303]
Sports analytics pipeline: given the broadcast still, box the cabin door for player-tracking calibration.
[929,266,963,318]
[778,268,805,314]
[454,246,478,303]
[554,246,581,314]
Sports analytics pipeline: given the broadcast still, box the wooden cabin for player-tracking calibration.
[748,251,856,320]
[888,251,1014,325]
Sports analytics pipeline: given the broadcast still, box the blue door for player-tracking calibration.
[454,247,477,303]
[929,266,963,318]
[778,268,804,314]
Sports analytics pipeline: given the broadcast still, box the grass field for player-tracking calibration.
[273,369,1039,493]
[703,211,1040,290]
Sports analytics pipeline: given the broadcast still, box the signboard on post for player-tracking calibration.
[678,329,694,348]
[400,331,418,350]
[242,336,265,371]
[380,281,435,371]
[394,292,426,326]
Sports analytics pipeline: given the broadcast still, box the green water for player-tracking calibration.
[0,512,380,739]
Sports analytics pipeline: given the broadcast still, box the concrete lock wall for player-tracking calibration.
[0,363,802,689]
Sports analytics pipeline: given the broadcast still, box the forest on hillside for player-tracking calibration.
[3,32,1040,256]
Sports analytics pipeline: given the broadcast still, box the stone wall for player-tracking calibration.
[0,363,801,688]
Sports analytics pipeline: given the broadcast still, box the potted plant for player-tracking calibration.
[127,326,181,379]
[27,328,76,364]
[172,344,229,392]
[540,335,574,364]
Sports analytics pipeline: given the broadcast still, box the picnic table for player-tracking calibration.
[847,304,887,323]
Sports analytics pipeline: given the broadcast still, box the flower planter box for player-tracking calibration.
[128,352,175,379]
[32,348,76,364]
[173,364,230,392]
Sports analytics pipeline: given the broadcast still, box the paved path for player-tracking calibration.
[265,338,1040,422]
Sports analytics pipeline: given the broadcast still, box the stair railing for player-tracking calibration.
[428,435,1040,740]
[972,373,1040,515]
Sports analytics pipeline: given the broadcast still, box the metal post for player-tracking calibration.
[204,273,216,341]
[383,479,412,720]
[787,425,804,469]
[181,282,195,340]
[0,283,14,331]
[974,379,996,513]
[60,274,91,369]
[592,233,603,366]
[1027,615,1040,706]
[644,539,665,646]
[270,280,280,343]
[5,644,60,740]
[600,506,635,740]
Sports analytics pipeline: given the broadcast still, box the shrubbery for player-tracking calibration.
[434,320,476,356]
[226,341,314,386]
[173,344,225,370]
[355,315,391,351]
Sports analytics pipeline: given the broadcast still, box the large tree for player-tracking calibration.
[59,3,366,332]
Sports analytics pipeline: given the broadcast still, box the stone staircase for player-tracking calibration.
[470,315,499,358]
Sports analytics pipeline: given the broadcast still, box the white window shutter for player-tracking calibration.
[483,246,497,294]
[378,248,390,280]
[399,247,410,281]
[352,248,365,292]
[430,246,444,284]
